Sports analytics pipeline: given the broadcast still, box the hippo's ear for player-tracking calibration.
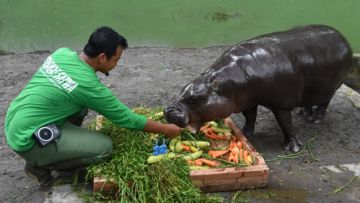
[212,79,235,97]
[211,78,221,92]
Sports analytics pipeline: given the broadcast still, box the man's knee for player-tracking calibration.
[96,136,113,158]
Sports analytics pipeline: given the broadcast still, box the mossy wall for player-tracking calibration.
[0,0,359,53]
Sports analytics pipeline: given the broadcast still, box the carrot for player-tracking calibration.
[229,140,235,149]
[227,152,236,163]
[205,133,227,140]
[229,143,241,163]
[233,152,239,163]
[230,145,239,154]
[207,128,215,134]
[194,159,203,166]
[187,160,195,165]
[201,129,208,134]
[205,133,220,140]
[211,133,228,140]
[182,144,191,151]
[236,141,243,149]
[208,149,229,158]
[200,123,211,131]
[198,158,220,167]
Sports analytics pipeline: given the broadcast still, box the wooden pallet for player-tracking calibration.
[92,116,269,193]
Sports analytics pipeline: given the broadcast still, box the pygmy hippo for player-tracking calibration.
[164,25,353,152]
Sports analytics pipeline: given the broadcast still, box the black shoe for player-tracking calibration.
[51,167,88,185]
[24,162,53,187]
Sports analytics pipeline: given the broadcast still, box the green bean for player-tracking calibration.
[265,136,318,162]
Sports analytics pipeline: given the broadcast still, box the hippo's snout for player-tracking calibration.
[164,105,189,128]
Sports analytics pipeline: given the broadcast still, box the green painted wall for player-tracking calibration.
[0,0,359,54]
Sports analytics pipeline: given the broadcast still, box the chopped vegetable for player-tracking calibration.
[194,159,203,166]
[211,126,231,134]
[175,140,183,153]
[169,137,180,152]
[181,144,191,151]
[182,141,210,149]
[183,150,203,161]
[147,152,176,164]
[208,149,229,158]
[198,158,221,167]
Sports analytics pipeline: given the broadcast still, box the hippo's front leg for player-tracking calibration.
[271,109,303,153]
[242,106,258,138]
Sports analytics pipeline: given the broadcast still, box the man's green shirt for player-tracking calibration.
[5,48,147,152]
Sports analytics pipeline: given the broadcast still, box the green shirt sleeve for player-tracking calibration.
[74,80,147,130]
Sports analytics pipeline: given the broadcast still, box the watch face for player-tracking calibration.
[39,128,53,141]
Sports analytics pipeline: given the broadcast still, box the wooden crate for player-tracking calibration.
[93,176,118,194]
[92,116,269,193]
[190,118,269,192]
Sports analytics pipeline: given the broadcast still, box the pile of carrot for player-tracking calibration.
[207,136,253,165]
[200,124,230,140]
[199,122,254,166]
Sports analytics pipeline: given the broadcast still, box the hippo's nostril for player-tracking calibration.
[165,105,183,114]
[163,105,189,128]
[172,104,184,112]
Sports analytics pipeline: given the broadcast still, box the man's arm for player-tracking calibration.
[144,120,182,138]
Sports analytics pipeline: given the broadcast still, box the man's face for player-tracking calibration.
[98,46,123,73]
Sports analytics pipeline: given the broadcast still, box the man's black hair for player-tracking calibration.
[84,26,128,59]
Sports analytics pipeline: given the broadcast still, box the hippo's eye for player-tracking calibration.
[186,97,197,105]
[186,95,205,106]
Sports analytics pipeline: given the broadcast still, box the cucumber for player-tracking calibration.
[190,146,199,152]
[183,150,203,161]
[207,121,218,127]
[182,141,210,149]
[174,140,183,153]
[147,152,176,164]
[169,137,180,152]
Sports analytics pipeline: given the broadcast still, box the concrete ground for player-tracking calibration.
[0,47,359,202]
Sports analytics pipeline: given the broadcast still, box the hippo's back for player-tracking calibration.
[231,25,353,108]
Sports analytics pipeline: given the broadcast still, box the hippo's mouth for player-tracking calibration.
[186,123,203,133]
[185,118,205,133]
[164,105,189,128]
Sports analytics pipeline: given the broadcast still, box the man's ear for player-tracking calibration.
[98,53,107,64]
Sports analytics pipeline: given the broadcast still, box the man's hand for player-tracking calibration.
[144,120,182,138]
[162,123,182,138]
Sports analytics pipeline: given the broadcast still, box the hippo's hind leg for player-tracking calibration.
[303,106,315,122]
[272,109,303,153]
[313,101,330,124]
[298,106,315,122]
[242,106,258,138]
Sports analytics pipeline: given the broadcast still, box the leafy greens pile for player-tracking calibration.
[83,107,223,202]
